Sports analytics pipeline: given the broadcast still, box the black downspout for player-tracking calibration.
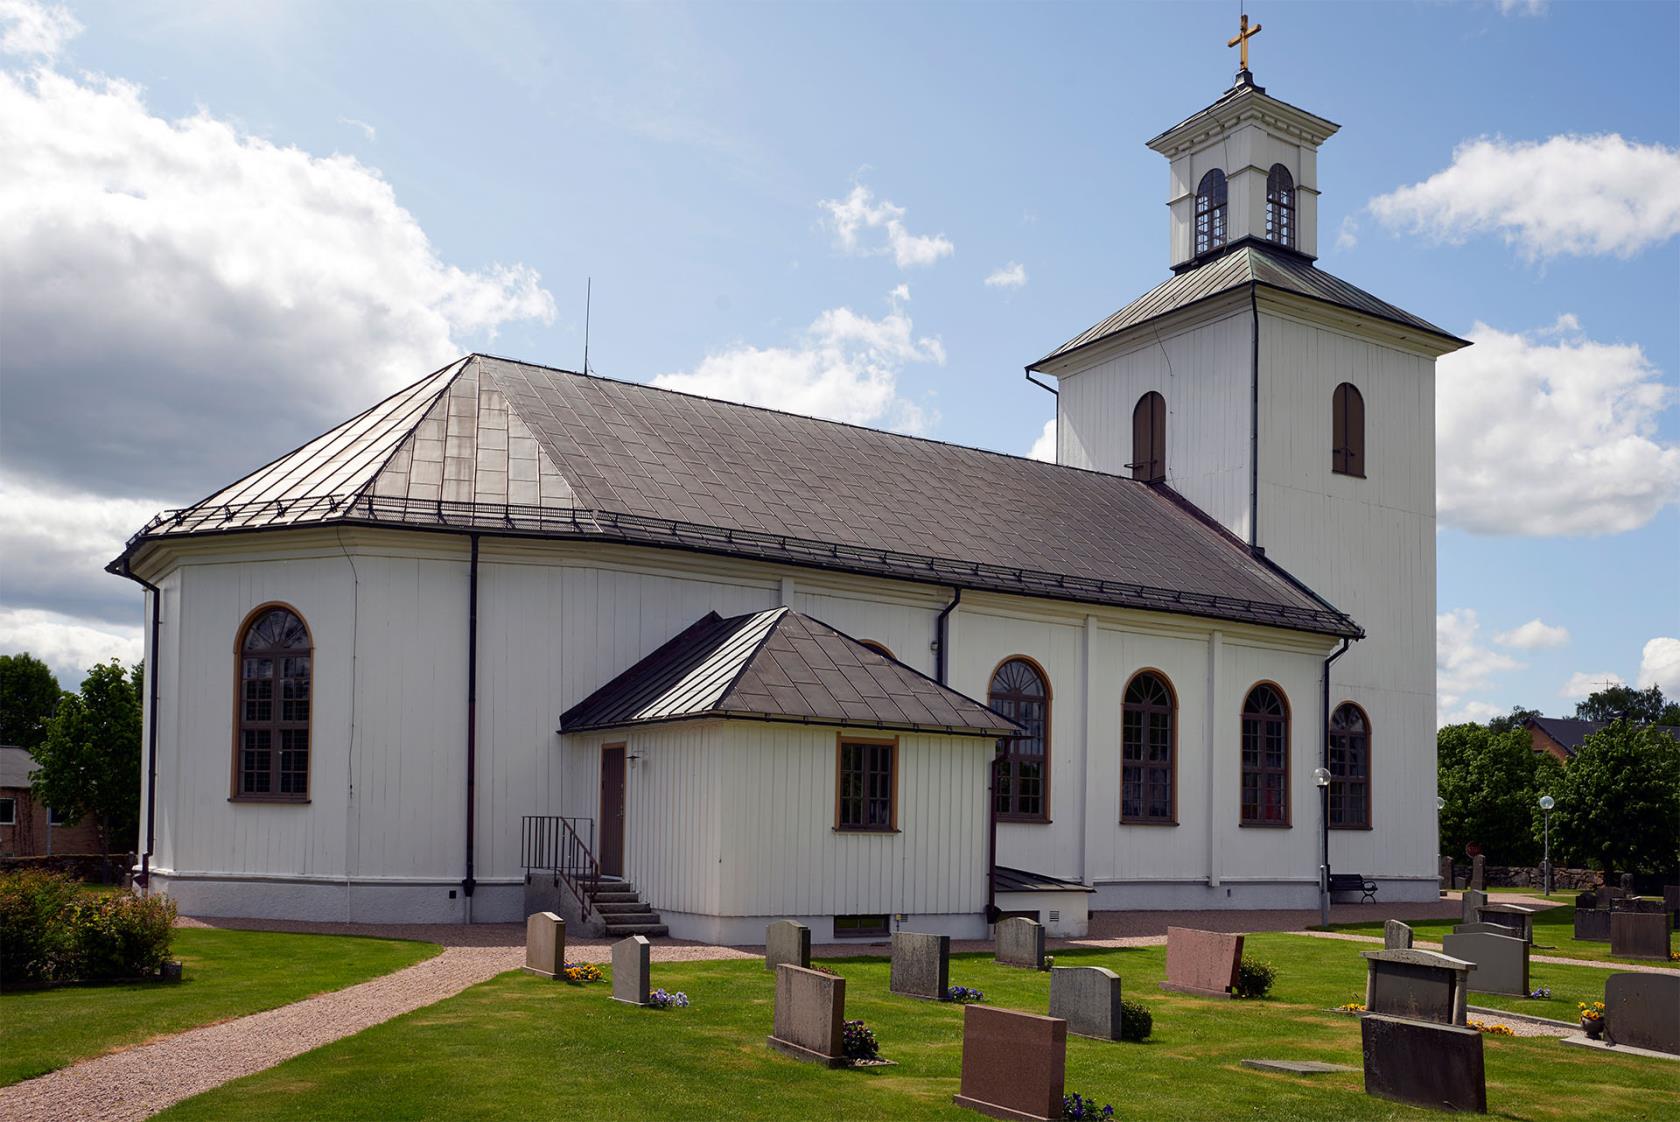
[463,534,480,909]
[133,572,162,891]
[1248,280,1261,550]
[1320,637,1351,926]
[934,587,961,686]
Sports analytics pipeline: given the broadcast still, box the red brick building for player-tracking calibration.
[1,746,103,856]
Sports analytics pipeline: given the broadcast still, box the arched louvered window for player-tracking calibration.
[1131,391,1166,482]
[989,657,1050,822]
[1240,683,1290,825]
[1121,671,1176,824]
[1329,703,1372,829]
[1332,382,1366,477]
[1266,164,1295,248]
[234,604,312,801]
[1194,169,1228,256]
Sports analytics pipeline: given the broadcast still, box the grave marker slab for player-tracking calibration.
[1665,885,1680,930]
[1243,1059,1358,1075]
[1453,922,1515,938]
[1604,972,1680,1055]
[1361,948,1474,1026]
[1470,855,1486,891]
[995,916,1046,969]
[1610,911,1671,960]
[522,912,565,980]
[765,920,811,972]
[952,1005,1067,1122]
[611,935,651,1005]
[1439,855,1454,891]
[1361,1014,1487,1114]
[890,931,950,1000]
[1048,966,1122,1041]
[1459,889,1487,925]
[1442,930,1528,997]
[1160,926,1243,999]
[1474,903,1536,943]
[1573,909,1611,942]
[1383,919,1413,950]
[767,964,847,1067]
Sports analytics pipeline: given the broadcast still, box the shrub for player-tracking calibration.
[1119,998,1152,1041]
[1234,956,1275,999]
[842,1019,879,1061]
[0,869,175,984]
[65,892,176,981]
[0,868,82,982]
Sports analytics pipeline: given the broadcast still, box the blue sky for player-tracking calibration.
[1,0,1676,720]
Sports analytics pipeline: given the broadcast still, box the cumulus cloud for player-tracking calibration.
[1493,618,1570,651]
[651,287,941,434]
[985,262,1027,289]
[1437,317,1680,535]
[1369,134,1680,260]
[1637,637,1680,695]
[0,0,79,59]
[1027,418,1056,462]
[1333,215,1359,252]
[0,475,165,622]
[1496,0,1547,15]
[821,183,954,269]
[0,607,142,688]
[1437,608,1523,725]
[1559,670,1624,700]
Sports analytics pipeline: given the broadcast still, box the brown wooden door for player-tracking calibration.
[599,745,626,877]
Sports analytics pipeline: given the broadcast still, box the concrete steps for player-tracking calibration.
[587,880,668,938]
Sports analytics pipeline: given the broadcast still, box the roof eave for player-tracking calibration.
[560,709,1017,739]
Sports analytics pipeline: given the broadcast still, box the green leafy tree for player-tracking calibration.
[31,660,143,856]
[1546,720,1680,878]
[0,652,63,751]
[1574,683,1676,725]
[1486,706,1542,734]
[1437,723,1544,864]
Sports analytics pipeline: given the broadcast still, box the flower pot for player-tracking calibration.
[1582,1018,1603,1041]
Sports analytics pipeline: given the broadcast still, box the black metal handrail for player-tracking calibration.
[521,815,600,923]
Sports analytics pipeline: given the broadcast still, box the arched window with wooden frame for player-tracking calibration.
[988,657,1050,822]
[1240,683,1290,826]
[1328,702,1372,829]
[1121,670,1177,824]
[1332,382,1366,477]
[233,604,312,801]
[1265,164,1295,248]
[1131,391,1166,482]
[1194,169,1228,256]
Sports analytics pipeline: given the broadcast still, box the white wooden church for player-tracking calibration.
[111,60,1464,942]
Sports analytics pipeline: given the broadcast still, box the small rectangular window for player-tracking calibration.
[836,737,897,832]
[0,797,15,826]
[48,806,70,825]
[833,914,890,939]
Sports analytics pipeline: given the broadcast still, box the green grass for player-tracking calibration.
[1334,902,1676,967]
[161,934,1677,1122]
[0,928,440,1086]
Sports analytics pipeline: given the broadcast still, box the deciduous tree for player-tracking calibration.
[1547,720,1680,878]
[31,660,143,857]
[0,652,62,752]
[1437,723,1546,865]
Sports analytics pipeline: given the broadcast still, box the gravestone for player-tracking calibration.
[1439,855,1454,891]
[1609,911,1671,960]
[1453,922,1517,938]
[1573,909,1612,942]
[1459,888,1488,925]
[1664,885,1680,930]
[995,916,1046,969]
[1361,948,1474,1026]
[522,911,566,979]
[1575,890,1598,911]
[1470,854,1486,891]
[1442,930,1528,996]
[1048,965,1122,1041]
[767,964,847,1066]
[1597,886,1622,911]
[1160,926,1243,999]
[765,919,811,972]
[1243,1059,1357,1075]
[1361,1013,1487,1113]
[890,931,950,1000]
[1620,872,1635,896]
[952,1005,1067,1122]
[1604,972,1680,1055]
[1383,919,1413,950]
[611,934,651,1005]
[1475,903,1536,943]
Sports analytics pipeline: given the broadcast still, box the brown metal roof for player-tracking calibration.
[1030,244,1467,371]
[559,607,1019,737]
[115,354,1361,638]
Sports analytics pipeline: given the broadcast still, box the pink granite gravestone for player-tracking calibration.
[952,1005,1067,1122]
[1159,926,1244,998]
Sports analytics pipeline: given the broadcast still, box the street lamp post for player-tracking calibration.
[1436,796,1447,889]
[1539,795,1555,897]
[1314,766,1332,928]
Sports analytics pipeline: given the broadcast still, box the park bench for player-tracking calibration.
[1329,872,1378,904]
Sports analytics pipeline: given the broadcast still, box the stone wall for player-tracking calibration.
[1446,863,1600,890]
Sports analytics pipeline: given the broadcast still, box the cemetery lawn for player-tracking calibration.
[0,928,439,1086]
[161,934,1676,1122]
[1333,903,1677,967]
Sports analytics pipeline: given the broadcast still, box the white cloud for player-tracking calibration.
[0,607,142,689]
[339,116,377,142]
[1027,418,1056,462]
[820,183,954,269]
[1559,671,1625,700]
[1369,134,1680,260]
[1440,700,1506,727]
[985,262,1027,289]
[1437,608,1523,725]
[1437,317,1680,535]
[1493,618,1570,651]
[0,475,164,622]
[1334,215,1359,251]
[0,0,80,60]
[651,288,941,434]
[1496,0,1547,15]
[1637,637,1680,695]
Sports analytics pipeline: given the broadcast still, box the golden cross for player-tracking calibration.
[1228,12,1262,71]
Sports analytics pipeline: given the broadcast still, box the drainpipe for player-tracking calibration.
[1247,281,1261,549]
[463,534,480,914]
[117,568,163,893]
[1319,637,1351,928]
[934,587,961,685]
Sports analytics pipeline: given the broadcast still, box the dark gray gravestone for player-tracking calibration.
[1362,948,1474,1026]
[1470,855,1486,891]
[995,916,1046,969]
[1610,911,1672,960]
[1573,909,1612,942]
[1243,1059,1358,1075]
[1048,966,1122,1041]
[1453,922,1516,938]
[1384,919,1413,950]
[1665,885,1680,930]
[1604,972,1680,1055]
[890,931,950,1000]
[1439,855,1454,891]
[1460,889,1488,925]
[1442,930,1529,997]
[1361,1014,1486,1113]
[767,964,847,1066]
[1474,904,1536,943]
[765,920,811,972]
[1575,890,1598,911]
[611,935,651,1005]
[1621,872,1635,896]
